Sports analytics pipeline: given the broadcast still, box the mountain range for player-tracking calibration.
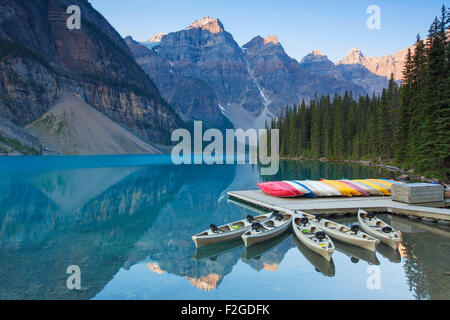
[127,16,411,129]
[0,2,413,154]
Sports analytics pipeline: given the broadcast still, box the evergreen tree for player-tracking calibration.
[268,5,448,180]
[310,100,321,159]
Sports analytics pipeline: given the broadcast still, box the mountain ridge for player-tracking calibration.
[128,16,398,127]
[0,0,183,150]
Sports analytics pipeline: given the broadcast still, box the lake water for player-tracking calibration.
[0,155,449,300]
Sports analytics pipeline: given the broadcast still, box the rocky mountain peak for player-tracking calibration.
[187,17,224,34]
[149,32,167,42]
[300,49,331,64]
[311,49,325,56]
[263,35,279,45]
[338,46,365,65]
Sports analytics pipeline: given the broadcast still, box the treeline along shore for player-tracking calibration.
[266,6,449,182]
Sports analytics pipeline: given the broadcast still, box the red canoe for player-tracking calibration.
[257,181,303,197]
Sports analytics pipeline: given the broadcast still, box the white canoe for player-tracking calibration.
[302,213,379,251]
[357,209,401,249]
[283,181,313,196]
[192,213,272,248]
[241,212,293,247]
[292,180,325,197]
[300,181,341,197]
[292,211,335,261]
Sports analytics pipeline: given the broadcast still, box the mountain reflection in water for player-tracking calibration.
[0,156,448,299]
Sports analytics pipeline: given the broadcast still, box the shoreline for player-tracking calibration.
[279,156,447,184]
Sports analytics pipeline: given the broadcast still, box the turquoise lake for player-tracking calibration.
[0,155,449,300]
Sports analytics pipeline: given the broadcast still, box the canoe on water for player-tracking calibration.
[357,209,400,249]
[241,212,293,247]
[302,212,379,251]
[292,211,335,261]
[192,213,272,248]
[293,236,336,277]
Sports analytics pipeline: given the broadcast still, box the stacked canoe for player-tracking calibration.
[257,179,401,198]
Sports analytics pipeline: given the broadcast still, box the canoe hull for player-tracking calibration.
[316,226,378,251]
[192,214,271,248]
[293,224,334,261]
[339,180,369,196]
[357,210,400,249]
[302,214,379,251]
[320,180,357,197]
[257,182,302,197]
[192,228,249,248]
[292,213,335,261]
[242,216,292,247]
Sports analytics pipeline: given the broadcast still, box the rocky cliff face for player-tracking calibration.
[0,0,182,145]
[127,18,272,129]
[0,117,44,155]
[243,36,300,115]
[298,49,335,76]
[124,36,232,130]
[335,47,398,94]
[244,38,368,115]
[350,30,450,81]
[130,17,400,129]
[337,46,408,81]
[157,18,266,129]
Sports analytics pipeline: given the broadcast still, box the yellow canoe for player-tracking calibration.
[320,180,356,197]
[367,179,393,193]
[353,180,390,196]
[329,180,362,196]
[367,179,393,189]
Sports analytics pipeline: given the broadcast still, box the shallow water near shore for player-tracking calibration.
[0,155,449,300]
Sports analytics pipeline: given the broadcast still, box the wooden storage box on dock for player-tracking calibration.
[391,183,444,204]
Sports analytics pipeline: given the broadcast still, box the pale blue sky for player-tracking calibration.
[89,0,446,62]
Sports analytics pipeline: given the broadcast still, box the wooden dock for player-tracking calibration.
[227,190,450,222]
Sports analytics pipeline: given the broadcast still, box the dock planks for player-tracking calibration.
[227,190,450,221]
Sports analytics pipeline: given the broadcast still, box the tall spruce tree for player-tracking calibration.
[270,5,448,180]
